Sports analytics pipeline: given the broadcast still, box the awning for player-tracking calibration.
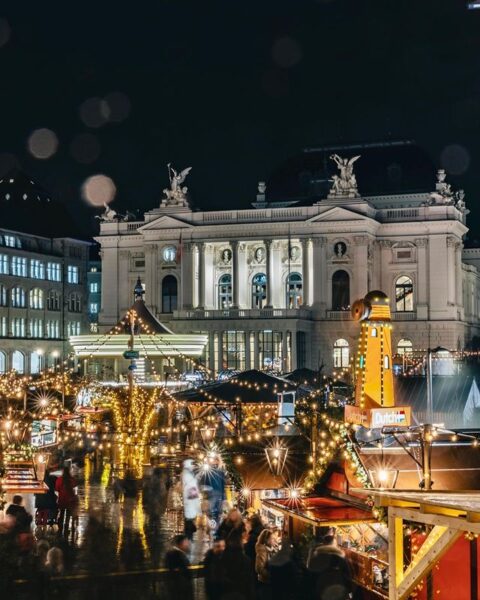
[262,495,375,527]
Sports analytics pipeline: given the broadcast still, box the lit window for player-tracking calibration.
[0,317,6,337]
[68,292,82,312]
[218,274,232,309]
[0,350,6,373]
[4,235,21,248]
[12,318,26,338]
[0,285,7,307]
[47,262,61,281]
[89,282,99,293]
[12,350,25,372]
[46,320,60,338]
[384,355,390,369]
[68,321,81,336]
[11,287,26,307]
[252,273,267,309]
[286,272,303,309]
[395,276,413,312]
[397,339,413,355]
[30,259,45,279]
[29,319,43,338]
[67,265,79,284]
[371,328,377,337]
[333,338,350,368]
[0,254,8,275]
[47,290,60,311]
[90,302,98,314]
[11,256,27,277]
[29,288,44,309]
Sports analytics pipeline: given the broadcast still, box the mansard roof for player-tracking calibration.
[265,140,437,205]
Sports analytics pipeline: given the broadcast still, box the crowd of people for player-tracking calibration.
[165,507,355,600]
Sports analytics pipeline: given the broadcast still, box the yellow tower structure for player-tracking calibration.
[345,290,411,428]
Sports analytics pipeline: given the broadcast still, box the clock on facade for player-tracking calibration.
[163,246,176,262]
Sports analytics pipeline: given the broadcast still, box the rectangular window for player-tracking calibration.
[30,259,45,279]
[89,282,99,293]
[12,317,26,337]
[258,330,283,372]
[0,316,6,336]
[67,265,79,284]
[4,235,18,248]
[47,262,61,281]
[90,302,98,314]
[46,320,60,338]
[221,331,245,371]
[296,332,306,369]
[68,321,81,336]
[11,256,27,277]
[0,254,8,275]
[30,319,43,338]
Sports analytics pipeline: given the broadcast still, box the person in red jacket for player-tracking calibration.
[55,466,78,535]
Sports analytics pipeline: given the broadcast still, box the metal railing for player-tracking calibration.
[174,307,312,320]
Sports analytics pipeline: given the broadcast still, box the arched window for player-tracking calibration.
[0,284,7,307]
[68,292,81,312]
[397,339,413,355]
[332,270,350,311]
[30,351,41,374]
[29,288,44,309]
[286,273,303,309]
[11,287,25,307]
[218,274,232,309]
[12,350,25,373]
[47,290,60,311]
[0,351,6,373]
[162,275,178,313]
[333,338,350,368]
[252,273,267,309]
[395,275,413,312]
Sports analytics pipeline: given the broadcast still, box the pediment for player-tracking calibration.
[307,206,370,223]
[138,215,194,231]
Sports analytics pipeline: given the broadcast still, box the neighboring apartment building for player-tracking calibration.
[95,141,480,375]
[0,171,90,374]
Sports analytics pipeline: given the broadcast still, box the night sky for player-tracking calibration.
[1,1,480,237]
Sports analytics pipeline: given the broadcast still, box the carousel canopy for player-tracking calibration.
[69,278,207,358]
[175,369,297,405]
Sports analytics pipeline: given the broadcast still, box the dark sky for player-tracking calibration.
[2,1,480,236]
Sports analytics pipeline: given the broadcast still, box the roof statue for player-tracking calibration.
[428,169,468,211]
[161,163,192,208]
[328,154,360,198]
[95,202,118,222]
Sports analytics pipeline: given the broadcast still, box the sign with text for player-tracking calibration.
[345,405,411,429]
[123,350,140,360]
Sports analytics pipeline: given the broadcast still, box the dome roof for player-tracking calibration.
[0,169,80,238]
[265,140,437,203]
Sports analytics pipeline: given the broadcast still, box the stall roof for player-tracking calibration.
[263,495,375,526]
[175,369,297,405]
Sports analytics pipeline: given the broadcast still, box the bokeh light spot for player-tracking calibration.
[79,97,110,128]
[440,144,470,175]
[27,128,59,160]
[104,91,131,122]
[70,133,101,164]
[272,37,302,68]
[82,174,116,207]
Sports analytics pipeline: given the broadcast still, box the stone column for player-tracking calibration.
[301,237,311,306]
[271,241,283,307]
[118,250,130,314]
[446,236,457,306]
[237,243,247,308]
[232,241,240,308]
[415,238,429,320]
[144,244,158,312]
[282,332,289,373]
[217,330,224,372]
[253,331,260,369]
[311,237,327,312]
[378,240,393,294]
[196,242,205,309]
[204,244,215,309]
[100,246,119,324]
[455,241,463,309]
[245,331,251,370]
[353,235,369,300]
[208,332,216,374]
[265,240,273,307]
[181,242,194,309]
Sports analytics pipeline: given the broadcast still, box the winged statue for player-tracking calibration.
[168,164,192,192]
[328,154,361,197]
[161,163,193,207]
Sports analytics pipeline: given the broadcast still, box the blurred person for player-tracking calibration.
[44,546,64,576]
[199,458,225,524]
[307,533,352,600]
[217,507,245,541]
[255,529,277,600]
[35,471,58,528]
[55,466,78,535]
[220,527,255,600]
[244,513,265,561]
[181,459,201,540]
[203,538,226,600]
[269,537,305,600]
[6,495,33,534]
[165,534,193,600]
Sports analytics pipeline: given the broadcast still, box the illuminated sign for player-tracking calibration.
[31,419,57,448]
[345,405,411,428]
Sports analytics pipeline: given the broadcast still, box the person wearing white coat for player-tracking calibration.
[182,459,201,540]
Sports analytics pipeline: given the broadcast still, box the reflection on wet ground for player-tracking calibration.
[32,456,210,568]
